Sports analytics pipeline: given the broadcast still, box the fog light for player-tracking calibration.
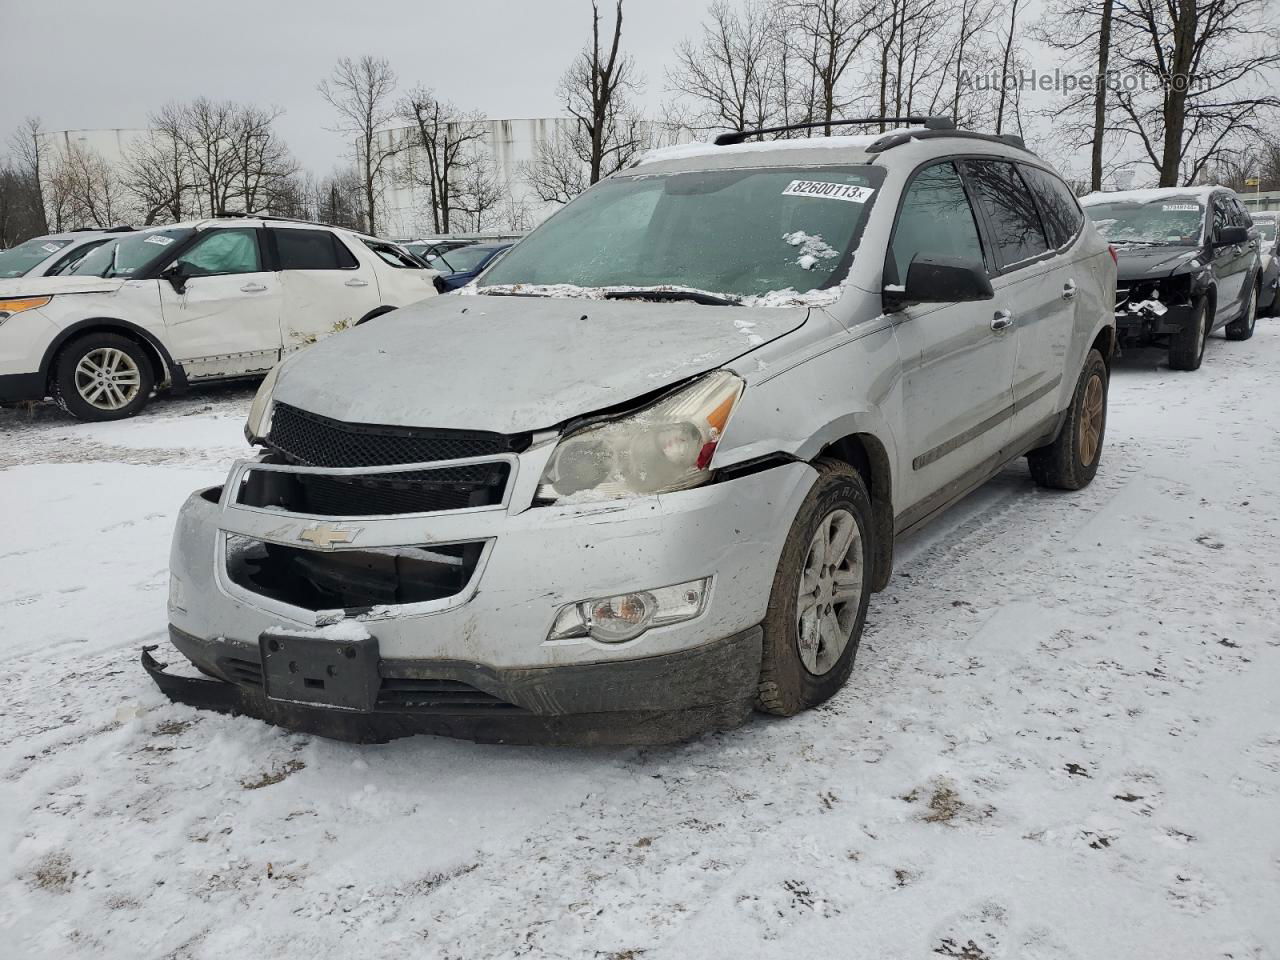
[548,578,710,644]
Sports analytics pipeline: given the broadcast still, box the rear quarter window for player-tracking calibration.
[1019,165,1084,248]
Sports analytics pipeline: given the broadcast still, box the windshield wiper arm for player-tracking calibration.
[603,289,742,306]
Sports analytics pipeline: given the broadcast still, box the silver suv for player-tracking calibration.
[147,118,1116,745]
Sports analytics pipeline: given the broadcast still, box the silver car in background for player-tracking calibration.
[148,117,1116,745]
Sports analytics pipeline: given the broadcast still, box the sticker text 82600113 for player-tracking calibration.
[782,180,875,203]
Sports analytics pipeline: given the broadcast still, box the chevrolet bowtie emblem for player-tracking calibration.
[297,523,360,549]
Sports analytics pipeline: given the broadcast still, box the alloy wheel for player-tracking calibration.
[795,508,863,675]
[75,347,142,412]
[1078,373,1105,466]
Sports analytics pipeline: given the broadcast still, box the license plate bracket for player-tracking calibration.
[259,631,381,712]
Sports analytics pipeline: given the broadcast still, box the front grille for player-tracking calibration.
[268,402,522,468]
[226,535,484,612]
[376,678,524,713]
[237,463,510,516]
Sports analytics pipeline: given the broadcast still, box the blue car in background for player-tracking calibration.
[427,242,512,291]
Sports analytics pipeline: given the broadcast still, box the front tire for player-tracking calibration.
[1028,348,1108,491]
[1168,295,1209,370]
[51,333,154,422]
[1225,282,1259,341]
[756,459,873,716]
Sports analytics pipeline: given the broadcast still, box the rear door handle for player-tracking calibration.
[1062,280,1077,300]
[345,278,370,288]
[240,283,268,293]
[991,309,1014,331]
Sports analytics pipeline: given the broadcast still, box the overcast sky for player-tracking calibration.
[1,0,701,173]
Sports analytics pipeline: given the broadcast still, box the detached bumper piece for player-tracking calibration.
[142,625,762,746]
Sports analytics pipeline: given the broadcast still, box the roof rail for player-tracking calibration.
[213,211,350,230]
[865,128,1035,155]
[714,116,954,146]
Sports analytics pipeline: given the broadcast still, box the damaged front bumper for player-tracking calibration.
[152,446,815,744]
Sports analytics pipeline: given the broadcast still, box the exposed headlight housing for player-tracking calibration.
[548,579,711,644]
[0,296,51,326]
[537,370,744,504]
[244,362,283,445]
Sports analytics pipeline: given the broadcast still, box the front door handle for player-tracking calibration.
[991,309,1014,332]
[240,282,268,293]
[345,278,370,288]
[1062,280,1077,300]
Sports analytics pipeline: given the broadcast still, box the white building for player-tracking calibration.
[37,128,151,170]
[376,116,688,239]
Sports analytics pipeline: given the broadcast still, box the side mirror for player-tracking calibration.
[1214,225,1248,246]
[162,261,188,294]
[885,255,994,310]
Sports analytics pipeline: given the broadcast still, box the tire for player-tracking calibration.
[51,332,154,422]
[1027,348,1108,491]
[756,459,874,716]
[1168,295,1209,371]
[1225,282,1259,341]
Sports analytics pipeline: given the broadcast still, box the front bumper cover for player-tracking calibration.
[144,623,763,745]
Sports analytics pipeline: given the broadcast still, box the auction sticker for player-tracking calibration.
[40,243,60,253]
[144,235,175,246]
[783,180,875,203]
[1162,203,1200,212]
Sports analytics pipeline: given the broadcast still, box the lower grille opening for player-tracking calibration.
[221,656,263,687]
[226,536,485,613]
[376,678,524,713]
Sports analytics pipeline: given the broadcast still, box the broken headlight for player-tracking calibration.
[536,370,745,504]
[244,362,282,445]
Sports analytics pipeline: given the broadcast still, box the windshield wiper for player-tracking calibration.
[477,288,558,298]
[604,289,742,307]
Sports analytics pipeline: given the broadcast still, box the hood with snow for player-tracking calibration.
[272,293,810,434]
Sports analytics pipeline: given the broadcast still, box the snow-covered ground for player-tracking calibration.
[2,330,1279,960]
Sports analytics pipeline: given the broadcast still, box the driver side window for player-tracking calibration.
[889,162,986,285]
[177,229,261,277]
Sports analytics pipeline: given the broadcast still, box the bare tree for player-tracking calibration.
[560,0,644,185]
[122,103,194,224]
[667,0,779,135]
[993,0,1023,135]
[7,116,48,234]
[319,56,398,235]
[783,0,887,134]
[41,141,123,229]
[230,104,297,215]
[525,129,591,205]
[396,88,488,233]
[451,151,504,232]
[1109,0,1280,186]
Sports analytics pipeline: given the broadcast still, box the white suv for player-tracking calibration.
[0,217,438,420]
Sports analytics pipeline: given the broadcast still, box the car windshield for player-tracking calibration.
[433,245,501,275]
[0,236,73,278]
[1254,219,1276,244]
[1084,199,1204,246]
[479,164,884,300]
[70,227,195,278]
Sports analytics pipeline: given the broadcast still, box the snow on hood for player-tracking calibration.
[0,275,128,298]
[272,294,809,434]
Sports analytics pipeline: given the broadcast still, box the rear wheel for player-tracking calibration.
[1225,282,1259,341]
[52,332,154,422]
[1028,348,1108,491]
[756,460,873,716]
[1168,295,1209,371]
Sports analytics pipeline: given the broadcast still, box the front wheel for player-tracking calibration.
[1027,348,1108,491]
[1168,296,1209,370]
[1225,283,1259,341]
[756,459,874,716]
[51,332,154,422]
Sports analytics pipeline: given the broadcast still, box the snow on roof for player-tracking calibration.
[1081,185,1224,206]
[634,130,906,167]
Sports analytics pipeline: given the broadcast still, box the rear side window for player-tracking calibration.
[964,160,1051,268]
[889,162,986,284]
[1019,165,1083,248]
[275,229,357,270]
